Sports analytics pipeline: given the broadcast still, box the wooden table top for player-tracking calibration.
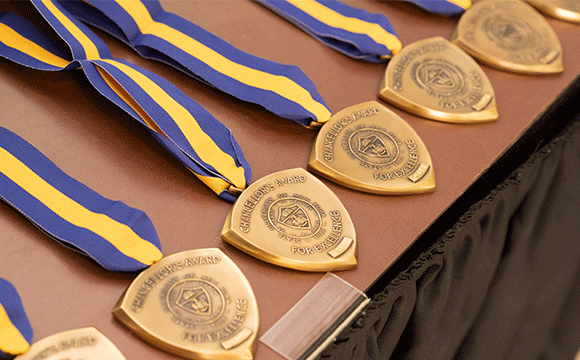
[1,1,578,359]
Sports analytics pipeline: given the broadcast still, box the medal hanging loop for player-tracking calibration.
[0,126,163,271]
[0,0,250,202]
[396,0,471,16]
[253,0,402,62]
[57,0,332,128]
[0,278,32,358]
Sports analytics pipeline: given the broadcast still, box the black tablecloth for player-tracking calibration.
[319,79,580,360]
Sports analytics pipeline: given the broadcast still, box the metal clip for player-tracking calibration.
[306,121,324,130]
[228,185,244,197]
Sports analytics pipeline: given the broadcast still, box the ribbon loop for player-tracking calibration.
[254,0,402,62]
[0,126,163,271]
[0,278,32,358]
[0,0,250,200]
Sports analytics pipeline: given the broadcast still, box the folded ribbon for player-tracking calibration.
[0,278,32,358]
[0,0,250,201]
[0,126,162,271]
[59,0,332,127]
[253,0,402,61]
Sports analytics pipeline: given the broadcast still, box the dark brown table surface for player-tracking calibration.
[1,1,579,359]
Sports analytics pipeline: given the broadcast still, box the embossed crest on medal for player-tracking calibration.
[379,37,498,123]
[113,249,259,360]
[308,101,435,195]
[526,0,580,23]
[453,0,563,74]
[14,327,126,360]
[222,168,356,272]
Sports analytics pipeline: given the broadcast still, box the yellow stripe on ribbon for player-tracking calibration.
[40,0,101,60]
[0,148,162,266]
[114,0,332,123]
[0,303,29,355]
[0,23,69,68]
[98,59,246,189]
[287,0,402,55]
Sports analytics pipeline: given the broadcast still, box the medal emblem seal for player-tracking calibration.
[222,168,356,272]
[379,37,497,123]
[113,248,259,360]
[452,0,563,74]
[308,101,435,195]
[14,327,125,360]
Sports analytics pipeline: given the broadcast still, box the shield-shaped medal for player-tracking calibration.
[222,168,357,272]
[309,101,435,195]
[379,37,498,123]
[453,0,563,74]
[113,249,259,360]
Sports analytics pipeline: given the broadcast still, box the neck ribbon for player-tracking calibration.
[0,278,32,358]
[253,0,402,61]
[0,0,250,202]
[0,126,162,271]
[57,0,332,128]
[399,0,471,16]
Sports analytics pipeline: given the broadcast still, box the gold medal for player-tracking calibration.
[526,0,580,23]
[379,36,498,123]
[14,327,125,360]
[452,0,564,74]
[308,101,435,195]
[222,168,357,272]
[113,248,259,360]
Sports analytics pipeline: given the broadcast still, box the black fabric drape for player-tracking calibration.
[319,114,580,359]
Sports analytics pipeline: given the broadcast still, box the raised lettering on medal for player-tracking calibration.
[309,101,435,195]
[113,249,259,360]
[453,0,564,74]
[222,168,357,272]
[14,328,125,360]
[379,37,498,123]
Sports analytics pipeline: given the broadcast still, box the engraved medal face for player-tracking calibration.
[526,0,580,23]
[453,0,563,74]
[308,101,435,195]
[14,327,125,360]
[379,37,497,123]
[113,249,259,360]
[221,168,356,272]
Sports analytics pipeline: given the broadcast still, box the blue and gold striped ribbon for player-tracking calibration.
[253,0,402,61]
[0,278,32,358]
[0,126,162,272]
[58,0,332,127]
[0,0,250,202]
[399,0,471,16]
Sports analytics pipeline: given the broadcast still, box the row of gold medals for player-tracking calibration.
[15,0,576,359]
